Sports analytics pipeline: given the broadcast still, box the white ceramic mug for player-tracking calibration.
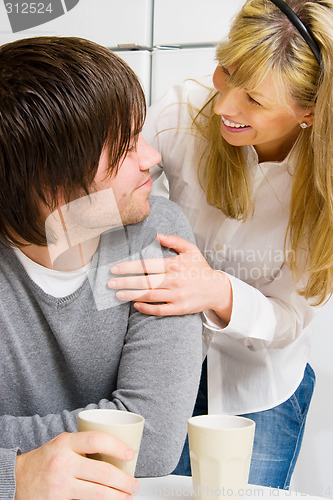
[77,409,145,476]
[188,414,255,499]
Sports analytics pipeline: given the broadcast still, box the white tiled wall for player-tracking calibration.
[0,0,154,47]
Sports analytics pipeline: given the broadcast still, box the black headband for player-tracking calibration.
[269,0,322,65]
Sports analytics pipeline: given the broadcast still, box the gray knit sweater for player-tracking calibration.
[0,196,202,499]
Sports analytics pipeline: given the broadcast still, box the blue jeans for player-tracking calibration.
[172,361,316,490]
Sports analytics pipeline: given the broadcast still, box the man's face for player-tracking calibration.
[44,135,161,266]
[92,134,161,226]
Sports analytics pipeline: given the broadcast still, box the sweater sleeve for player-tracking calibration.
[114,301,202,476]
[0,448,18,500]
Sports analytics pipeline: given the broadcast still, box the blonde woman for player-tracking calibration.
[108,0,333,488]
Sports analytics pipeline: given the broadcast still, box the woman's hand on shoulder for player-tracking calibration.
[108,234,232,322]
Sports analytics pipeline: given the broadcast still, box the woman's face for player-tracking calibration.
[212,65,313,162]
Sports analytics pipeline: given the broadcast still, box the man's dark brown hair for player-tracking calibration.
[0,36,146,246]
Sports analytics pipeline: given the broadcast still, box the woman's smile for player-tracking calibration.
[221,115,252,133]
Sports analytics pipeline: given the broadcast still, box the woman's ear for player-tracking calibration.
[301,108,315,127]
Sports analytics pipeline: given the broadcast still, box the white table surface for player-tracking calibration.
[138,475,324,499]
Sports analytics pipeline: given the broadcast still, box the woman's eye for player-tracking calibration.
[246,94,261,107]
[221,65,230,76]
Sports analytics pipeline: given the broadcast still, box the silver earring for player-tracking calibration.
[300,122,308,129]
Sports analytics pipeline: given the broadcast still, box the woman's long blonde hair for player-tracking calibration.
[195,0,333,305]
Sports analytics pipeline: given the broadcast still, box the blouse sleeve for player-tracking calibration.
[204,265,317,350]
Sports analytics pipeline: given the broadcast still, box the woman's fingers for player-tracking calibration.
[107,235,215,316]
[109,235,197,277]
[156,233,198,254]
[116,288,172,303]
[133,301,185,317]
[108,273,166,291]
[111,257,171,276]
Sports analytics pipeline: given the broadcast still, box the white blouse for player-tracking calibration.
[143,77,316,415]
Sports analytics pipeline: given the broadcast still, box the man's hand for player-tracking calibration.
[15,431,139,500]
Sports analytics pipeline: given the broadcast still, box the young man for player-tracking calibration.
[0,37,202,499]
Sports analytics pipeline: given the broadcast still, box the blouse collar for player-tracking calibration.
[244,142,299,173]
